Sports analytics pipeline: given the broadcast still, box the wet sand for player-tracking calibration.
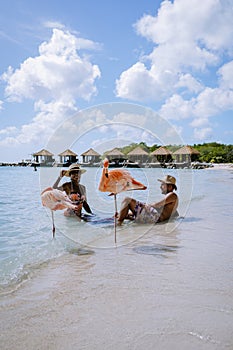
[1,224,233,350]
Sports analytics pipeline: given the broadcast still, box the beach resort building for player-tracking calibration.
[33,149,54,166]
[104,148,125,161]
[150,146,172,164]
[173,145,200,164]
[127,146,149,165]
[81,148,101,165]
[58,149,78,166]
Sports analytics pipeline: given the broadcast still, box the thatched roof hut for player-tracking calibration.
[105,148,125,161]
[58,149,77,157]
[33,149,54,165]
[173,145,200,163]
[127,146,149,164]
[81,148,101,164]
[58,149,78,165]
[150,146,172,163]
[151,146,171,156]
[33,149,54,157]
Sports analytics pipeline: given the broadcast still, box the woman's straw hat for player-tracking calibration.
[64,164,86,177]
[157,175,177,190]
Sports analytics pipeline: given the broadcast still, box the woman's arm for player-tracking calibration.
[78,184,87,201]
[79,184,93,214]
[53,170,66,190]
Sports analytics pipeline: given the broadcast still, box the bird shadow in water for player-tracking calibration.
[133,244,179,257]
[67,247,95,256]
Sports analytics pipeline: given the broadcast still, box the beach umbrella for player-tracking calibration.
[98,158,147,243]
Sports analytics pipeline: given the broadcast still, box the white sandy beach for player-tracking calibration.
[207,163,233,170]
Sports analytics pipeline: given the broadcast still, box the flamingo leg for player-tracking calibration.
[114,194,117,244]
[51,210,55,238]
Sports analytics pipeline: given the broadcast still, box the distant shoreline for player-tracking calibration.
[0,162,232,170]
[205,163,233,170]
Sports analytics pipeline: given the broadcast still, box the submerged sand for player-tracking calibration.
[1,224,233,350]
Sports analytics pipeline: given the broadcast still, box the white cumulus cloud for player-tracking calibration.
[116,0,233,141]
[0,28,101,147]
[194,127,213,140]
[159,94,194,120]
[218,60,233,89]
[2,28,101,103]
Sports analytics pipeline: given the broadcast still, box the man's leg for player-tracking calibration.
[118,197,137,225]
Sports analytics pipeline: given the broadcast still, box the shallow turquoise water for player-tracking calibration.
[0,165,232,294]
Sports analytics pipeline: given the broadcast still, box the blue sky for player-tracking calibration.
[0,0,232,162]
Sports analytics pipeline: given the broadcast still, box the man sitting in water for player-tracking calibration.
[117,175,179,225]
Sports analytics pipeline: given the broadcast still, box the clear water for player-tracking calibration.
[0,166,232,291]
[0,167,68,291]
[0,166,233,349]
[0,165,193,291]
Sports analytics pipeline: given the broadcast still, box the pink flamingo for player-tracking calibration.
[41,187,78,237]
[98,158,147,242]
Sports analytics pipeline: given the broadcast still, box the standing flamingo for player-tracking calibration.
[98,158,147,243]
[41,187,78,237]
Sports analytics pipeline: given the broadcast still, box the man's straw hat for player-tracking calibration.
[158,175,177,190]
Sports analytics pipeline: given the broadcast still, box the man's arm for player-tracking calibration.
[151,192,178,222]
[151,192,177,209]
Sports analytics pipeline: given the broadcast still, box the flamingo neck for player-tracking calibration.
[104,167,109,178]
